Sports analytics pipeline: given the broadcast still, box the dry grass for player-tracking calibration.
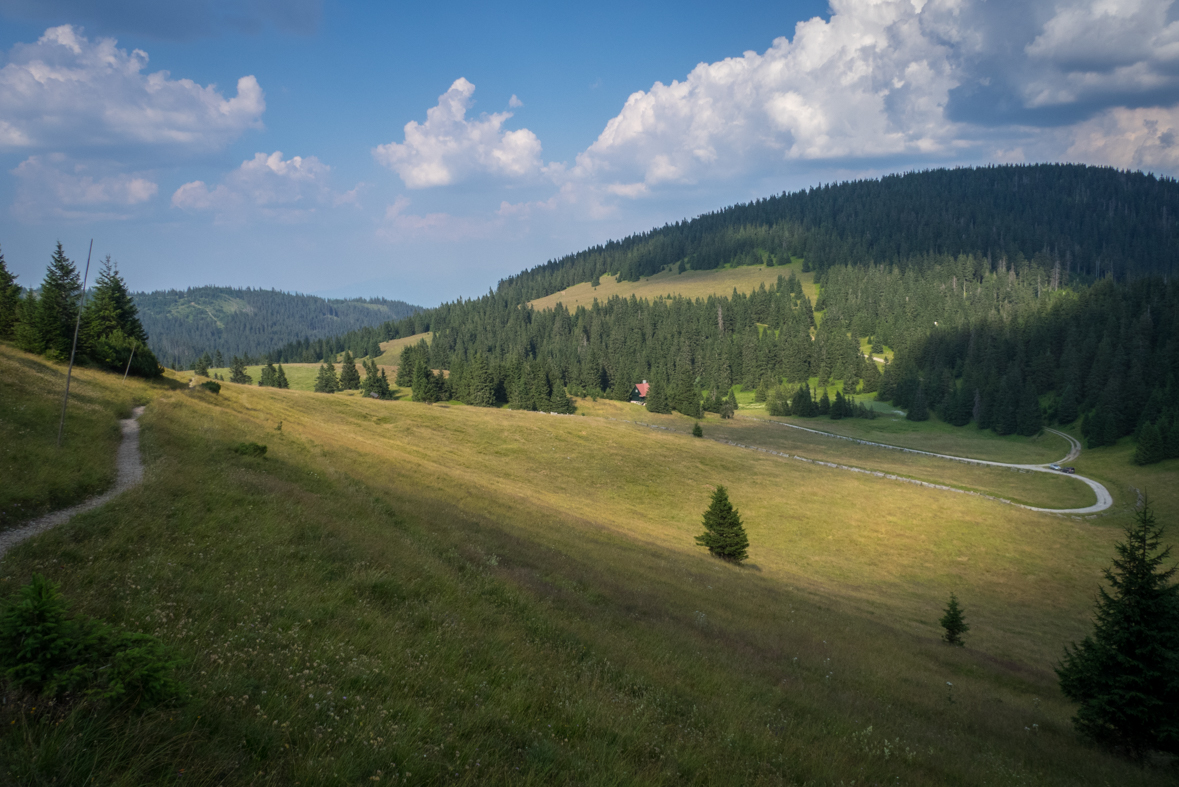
[528,262,816,312]
[1,353,1175,785]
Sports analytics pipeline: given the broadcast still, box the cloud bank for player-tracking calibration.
[0,25,264,152]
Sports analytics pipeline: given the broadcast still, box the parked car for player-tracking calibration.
[1062,467,1076,474]
[1049,463,1061,471]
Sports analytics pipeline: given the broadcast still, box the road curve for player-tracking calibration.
[753,419,1112,515]
[0,405,146,560]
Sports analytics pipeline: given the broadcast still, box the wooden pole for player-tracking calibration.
[122,339,137,382]
[57,240,93,448]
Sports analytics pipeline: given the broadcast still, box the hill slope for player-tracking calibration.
[499,164,1179,302]
[134,286,421,368]
[2,350,1174,784]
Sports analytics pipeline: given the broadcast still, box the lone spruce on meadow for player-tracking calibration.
[1055,498,1179,757]
[695,486,749,563]
[940,593,970,646]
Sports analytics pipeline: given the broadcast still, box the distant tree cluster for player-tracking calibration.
[0,243,162,377]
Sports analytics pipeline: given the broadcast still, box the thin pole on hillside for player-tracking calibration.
[57,239,93,448]
[122,339,137,382]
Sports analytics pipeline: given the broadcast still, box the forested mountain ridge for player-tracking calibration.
[263,165,1179,464]
[495,164,1178,302]
[134,286,420,368]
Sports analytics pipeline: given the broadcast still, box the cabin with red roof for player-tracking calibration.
[630,380,649,403]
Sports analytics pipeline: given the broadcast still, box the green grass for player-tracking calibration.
[1,353,1176,785]
[575,398,1093,509]
[199,364,401,394]
[0,344,174,530]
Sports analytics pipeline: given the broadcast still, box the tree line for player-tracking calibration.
[0,243,162,377]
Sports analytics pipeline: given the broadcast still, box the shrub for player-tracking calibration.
[0,574,183,706]
[231,442,267,458]
[199,380,221,394]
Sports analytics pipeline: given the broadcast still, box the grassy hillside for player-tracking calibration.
[2,350,1175,784]
[0,345,177,530]
[528,261,817,312]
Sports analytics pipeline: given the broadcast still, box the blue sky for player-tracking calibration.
[2,0,1178,306]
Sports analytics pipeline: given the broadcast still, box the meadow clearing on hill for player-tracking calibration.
[527,261,817,312]
[2,350,1176,785]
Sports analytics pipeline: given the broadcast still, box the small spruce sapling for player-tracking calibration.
[692,421,704,438]
[940,593,969,646]
[694,485,749,563]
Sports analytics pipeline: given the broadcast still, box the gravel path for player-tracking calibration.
[752,419,1112,515]
[0,405,145,560]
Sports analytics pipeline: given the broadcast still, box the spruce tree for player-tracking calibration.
[339,351,361,390]
[645,377,672,414]
[36,242,82,359]
[1056,499,1179,757]
[694,485,749,563]
[466,354,495,407]
[194,353,211,377]
[939,593,970,646]
[1016,380,1043,436]
[1134,423,1164,466]
[907,384,929,421]
[275,364,290,389]
[692,421,703,438]
[229,356,253,385]
[1057,384,1079,425]
[0,246,20,339]
[258,361,278,387]
[314,361,339,393]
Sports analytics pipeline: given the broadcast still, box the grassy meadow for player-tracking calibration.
[0,345,179,530]
[528,261,817,312]
[203,364,401,394]
[1,346,1177,785]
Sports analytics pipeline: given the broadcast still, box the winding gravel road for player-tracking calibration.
[0,405,146,560]
[759,420,1112,514]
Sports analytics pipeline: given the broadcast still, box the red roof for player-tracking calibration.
[634,382,649,398]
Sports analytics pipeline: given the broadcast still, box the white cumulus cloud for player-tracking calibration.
[373,78,544,188]
[172,151,357,222]
[12,153,158,221]
[0,25,264,152]
[569,0,962,191]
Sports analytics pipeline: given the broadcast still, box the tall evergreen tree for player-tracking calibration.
[694,486,749,563]
[229,356,253,384]
[645,377,672,414]
[258,361,278,387]
[194,352,211,377]
[907,384,929,422]
[0,246,20,339]
[465,354,495,407]
[339,351,361,390]
[275,363,290,389]
[1016,380,1043,436]
[36,242,82,359]
[314,361,339,393]
[1134,423,1165,466]
[1056,500,1179,757]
